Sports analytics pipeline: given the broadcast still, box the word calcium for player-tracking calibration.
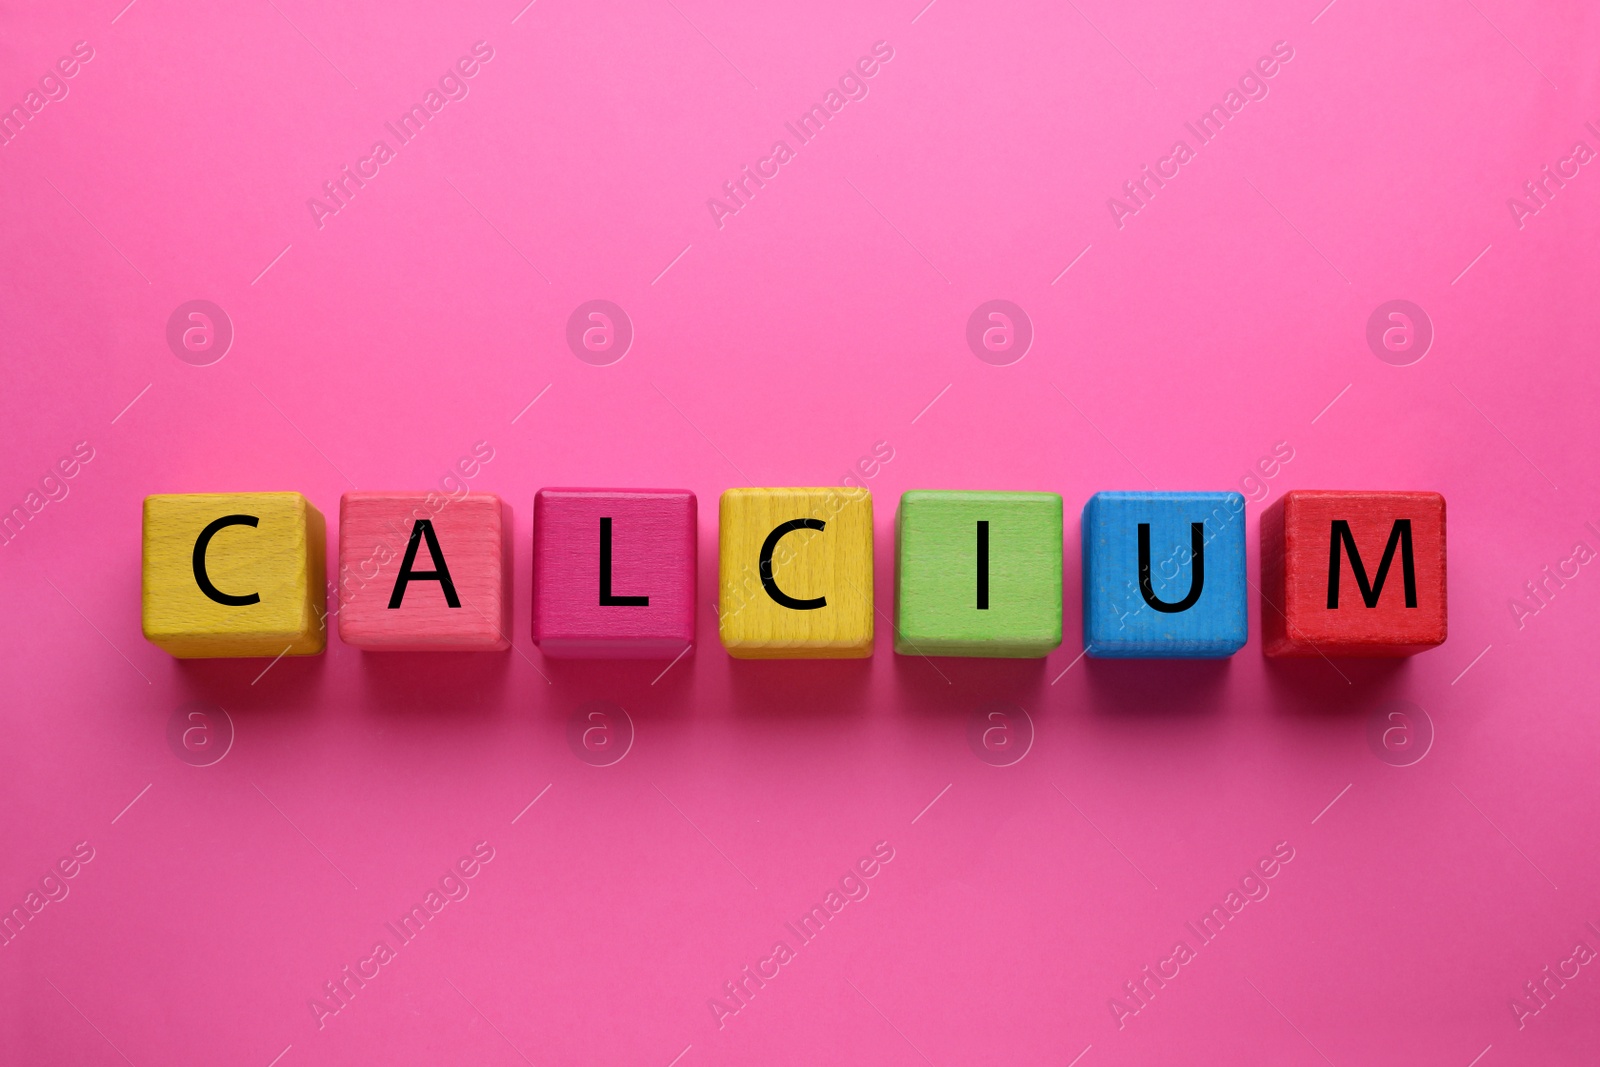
[139,487,1446,661]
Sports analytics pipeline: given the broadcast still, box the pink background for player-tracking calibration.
[3,0,1600,1064]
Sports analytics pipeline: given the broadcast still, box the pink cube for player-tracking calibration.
[338,492,511,651]
[533,488,697,658]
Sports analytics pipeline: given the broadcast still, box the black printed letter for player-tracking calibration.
[1138,523,1204,613]
[389,520,461,608]
[599,517,649,606]
[193,514,262,606]
[1327,519,1416,609]
[976,520,990,610]
[760,519,826,610]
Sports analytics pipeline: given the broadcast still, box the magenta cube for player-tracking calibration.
[532,488,697,658]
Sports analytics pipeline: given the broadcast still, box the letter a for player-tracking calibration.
[708,997,740,1029]
[1107,197,1139,229]
[707,197,739,229]
[309,996,340,1029]
[308,197,339,230]
[389,520,461,608]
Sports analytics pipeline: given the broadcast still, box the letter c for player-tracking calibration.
[193,515,262,606]
[756,956,781,979]
[759,519,826,610]
[1156,156,1180,178]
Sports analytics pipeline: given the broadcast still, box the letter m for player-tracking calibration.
[397,104,430,137]
[798,905,830,937]
[1,507,28,541]
[0,105,29,141]
[1197,104,1229,136]
[397,904,430,937]
[1,906,30,938]
[1328,519,1417,609]
[796,104,830,137]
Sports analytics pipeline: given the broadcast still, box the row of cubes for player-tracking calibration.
[140,487,1446,660]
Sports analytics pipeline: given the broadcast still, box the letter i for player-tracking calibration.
[976,521,990,610]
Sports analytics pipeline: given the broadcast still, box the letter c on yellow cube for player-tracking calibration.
[142,492,327,658]
[718,487,873,658]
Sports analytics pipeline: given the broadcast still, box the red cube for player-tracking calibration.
[1261,490,1446,657]
[338,492,511,651]
[533,488,697,658]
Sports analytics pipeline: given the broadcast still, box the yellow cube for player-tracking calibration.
[718,487,873,658]
[142,492,327,658]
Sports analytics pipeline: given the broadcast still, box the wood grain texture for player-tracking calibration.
[718,487,873,659]
[1082,491,1247,658]
[532,488,696,658]
[338,491,510,651]
[1261,490,1446,657]
[141,492,326,658]
[894,490,1062,658]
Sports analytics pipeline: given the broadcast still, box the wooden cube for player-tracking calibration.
[1261,490,1446,657]
[142,492,326,658]
[338,492,511,651]
[894,490,1062,658]
[718,487,873,658]
[1082,491,1247,658]
[533,488,696,658]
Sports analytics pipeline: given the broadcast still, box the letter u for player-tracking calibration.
[1138,523,1204,612]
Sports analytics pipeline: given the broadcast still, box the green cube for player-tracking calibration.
[894,490,1063,658]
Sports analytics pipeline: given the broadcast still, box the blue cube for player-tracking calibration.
[1082,491,1247,658]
